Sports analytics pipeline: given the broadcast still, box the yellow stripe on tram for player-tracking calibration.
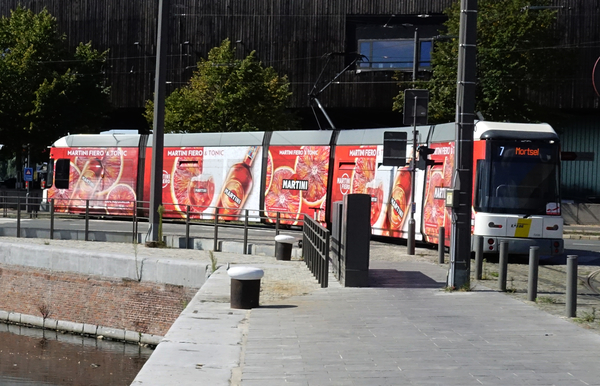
[514,218,532,238]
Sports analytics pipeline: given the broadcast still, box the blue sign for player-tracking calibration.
[24,167,33,182]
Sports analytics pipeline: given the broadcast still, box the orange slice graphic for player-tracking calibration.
[265,166,301,224]
[106,184,136,215]
[295,146,329,206]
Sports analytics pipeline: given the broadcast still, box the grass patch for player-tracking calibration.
[209,250,218,273]
[443,282,472,292]
[536,296,557,304]
[574,308,597,323]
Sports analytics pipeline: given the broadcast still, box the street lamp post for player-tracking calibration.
[149,0,170,242]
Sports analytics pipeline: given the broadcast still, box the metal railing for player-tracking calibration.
[302,215,329,288]
[0,193,303,256]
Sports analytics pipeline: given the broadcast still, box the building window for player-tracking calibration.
[358,39,432,71]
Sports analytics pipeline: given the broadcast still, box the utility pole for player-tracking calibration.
[149,0,169,242]
[407,28,420,255]
[448,0,477,289]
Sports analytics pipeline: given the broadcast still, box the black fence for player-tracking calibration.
[302,216,330,288]
[0,194,302,254]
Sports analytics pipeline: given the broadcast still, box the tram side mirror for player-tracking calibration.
[54,158,70,189]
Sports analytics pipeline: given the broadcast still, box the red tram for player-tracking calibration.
[45,121,564,255]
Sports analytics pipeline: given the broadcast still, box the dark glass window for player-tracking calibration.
[358,39,432,70]
[475,140,560,215]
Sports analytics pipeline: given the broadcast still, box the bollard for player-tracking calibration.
[228,266,264,309]
[498,241,508,292]
[438,226,445,264]
[527,246,540,302]
[274,234,295,260]
[566,255,578,318]
[474,235,483,280]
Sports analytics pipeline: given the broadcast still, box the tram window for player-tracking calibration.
[474,159,488,211]
[54,159,70,189]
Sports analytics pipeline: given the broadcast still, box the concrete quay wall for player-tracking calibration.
[0,241,209,339]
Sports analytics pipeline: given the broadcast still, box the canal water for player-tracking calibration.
[0,323,152,385]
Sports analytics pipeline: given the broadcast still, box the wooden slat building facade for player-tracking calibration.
[1,0,600,198]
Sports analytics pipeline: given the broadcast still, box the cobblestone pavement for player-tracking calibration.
[390,244,600,335]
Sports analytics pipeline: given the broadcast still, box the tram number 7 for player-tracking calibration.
[499,146,505,156]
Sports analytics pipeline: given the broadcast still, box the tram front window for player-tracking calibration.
[475,140,560,215]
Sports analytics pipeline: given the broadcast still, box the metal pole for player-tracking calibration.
[50,198,54,240]
[26,144,30,215]
[527,246,539,302]
[185,205,190,249]
[243,209,249,255]
[474,235,484,280]
[85,200,89,241]
[148,0,169,242]
[323,228,329,288]
[412,28,420,82]
[566,255,578,317]
[213,208,219,252]
[275,212,280,236]
[407,95,418,255]
[498,241,508,292]
[438,226,445,264]
[448,0,477,289]
[16,196,21,238]
[132,202,137,244]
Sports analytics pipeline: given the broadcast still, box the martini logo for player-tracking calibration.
[162,170,170,188]
[338,173,351,195]
[433,187,446,200]
[391,197,404,218]
[282,179,308,190]
[223,188,242,205]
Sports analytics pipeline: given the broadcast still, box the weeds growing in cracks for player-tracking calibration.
[209,250,218,273]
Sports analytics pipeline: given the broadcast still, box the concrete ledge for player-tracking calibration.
[97,326,126,341]
[57,320,84,335]
[0,241,208,287]
[83,323,97,336]
[0,309,162,345]
[132,266,246,385]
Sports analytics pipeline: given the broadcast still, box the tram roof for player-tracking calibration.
[148,131,266,147]
[336,126,430,145]
[269,130,334,145]
[52,134,141,148]
[474,121,557,140]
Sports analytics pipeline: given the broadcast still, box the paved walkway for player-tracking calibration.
[241,260,600,386]
[3,235,600,385]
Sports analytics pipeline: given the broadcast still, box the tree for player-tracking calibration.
[0,6,110,166]
[392,0,570,124]
[146,39,295,133]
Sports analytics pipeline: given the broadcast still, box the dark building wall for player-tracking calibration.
[0,1,598,128]
[0,1,451,127]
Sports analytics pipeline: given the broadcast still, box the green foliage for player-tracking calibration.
[146,39,296,133]
[535,296,556,304]
[393,0,570,124]
[0,6,110,163]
